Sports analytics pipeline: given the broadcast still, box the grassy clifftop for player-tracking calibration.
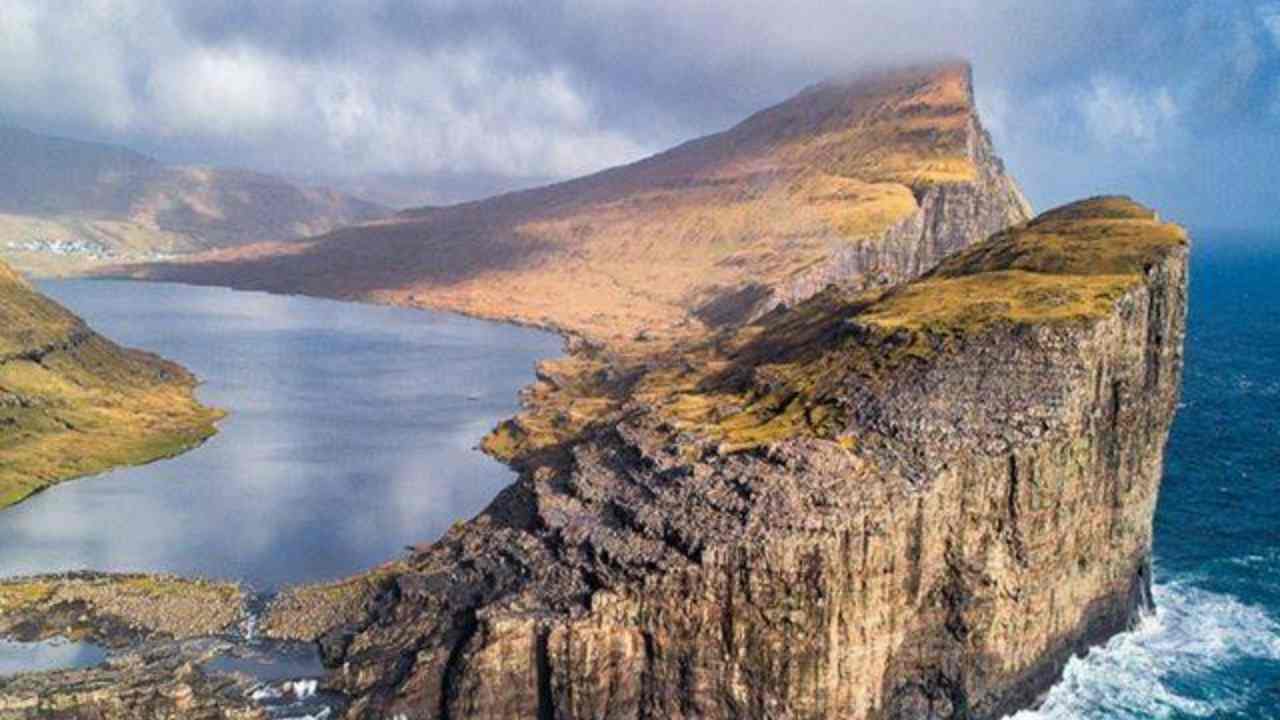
[859,196,1187,332]
[0,262,222,508]
[488,197,1188,460]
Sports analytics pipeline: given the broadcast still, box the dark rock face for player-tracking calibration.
[0,642,265,720]
[775,99,1032,308]
[312,205,1188,719]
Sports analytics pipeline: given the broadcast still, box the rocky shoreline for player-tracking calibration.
[0,640,266,720]
[0,573,245,649]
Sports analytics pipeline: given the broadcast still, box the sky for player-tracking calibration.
[2,1,1278,229]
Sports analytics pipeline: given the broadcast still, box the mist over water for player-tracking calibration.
[1010,236,1280,718]
[0,280,562,589]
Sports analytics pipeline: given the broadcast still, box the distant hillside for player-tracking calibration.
[128,62,1031,346]
[0,127,388,276]
[0,259,221,508]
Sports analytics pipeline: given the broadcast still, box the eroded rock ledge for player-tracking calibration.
[271,197,1188,719]
[0,573,245,649]
[0,641,266,720]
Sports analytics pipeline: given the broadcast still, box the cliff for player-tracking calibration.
[0,260,222,508]
[0,60,1189,720]
[123,62,1030,347]
[0,126,387,277]
[266,197,1187,719]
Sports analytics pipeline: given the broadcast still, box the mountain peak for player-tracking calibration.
[128,61,1030,347]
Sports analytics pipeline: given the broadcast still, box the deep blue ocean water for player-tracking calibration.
[1013,234,1280,718]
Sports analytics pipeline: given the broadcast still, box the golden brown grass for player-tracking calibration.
[487,197,1187,459]
[863,196,1188,334]
[132,63,1013,350]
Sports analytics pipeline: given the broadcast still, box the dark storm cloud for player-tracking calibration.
[1,1,1277,226]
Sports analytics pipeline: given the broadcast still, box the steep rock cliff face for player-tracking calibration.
[299,198,1186,719]
[775,105,1030,308]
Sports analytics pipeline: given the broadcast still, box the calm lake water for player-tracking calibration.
[0,280,561,589]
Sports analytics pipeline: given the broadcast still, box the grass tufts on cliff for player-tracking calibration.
[489,197,1188,459]
[0,261,223,509]
[862,196,1188,333]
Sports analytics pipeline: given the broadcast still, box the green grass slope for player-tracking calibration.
[0,260,222,508]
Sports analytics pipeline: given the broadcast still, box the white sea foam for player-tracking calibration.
[242,610,259,642]
[1007,582,1280,719]
[286,679,319,699]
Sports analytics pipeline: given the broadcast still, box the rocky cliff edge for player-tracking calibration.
[272,196,1187,720]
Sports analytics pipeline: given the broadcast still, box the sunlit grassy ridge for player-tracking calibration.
[487,197,1187,460]
[0,261,222,509]
[864,196,1187,333]
[130,62,1028,349]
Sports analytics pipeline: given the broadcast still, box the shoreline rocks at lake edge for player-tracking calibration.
[0,640,266,720]
[0,573,245,649]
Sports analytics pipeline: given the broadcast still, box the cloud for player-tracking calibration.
[0,1,1277,226]
[1081,77,1180,150]
[0,1,1143,178]
[1260,3,1280,48]
[0,2,654,178]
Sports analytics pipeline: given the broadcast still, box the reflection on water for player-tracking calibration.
[0,639,107,675]
[0,280,561,589]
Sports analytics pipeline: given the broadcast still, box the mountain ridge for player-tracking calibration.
[0,60,1194,720]
[121,61,1031,347]
[0,126,389,277]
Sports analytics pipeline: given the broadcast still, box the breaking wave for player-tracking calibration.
[1008,582,1280,719]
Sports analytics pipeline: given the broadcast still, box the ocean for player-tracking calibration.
[1012,234,1280,718]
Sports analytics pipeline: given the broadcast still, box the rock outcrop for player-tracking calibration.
[281,197,1187,719]
[0,641,266,720]
[0,573,245,649]
[774,109,1030,307]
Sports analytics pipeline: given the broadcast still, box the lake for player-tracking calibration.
[3,239,1280,718]
[0,280,562,589]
